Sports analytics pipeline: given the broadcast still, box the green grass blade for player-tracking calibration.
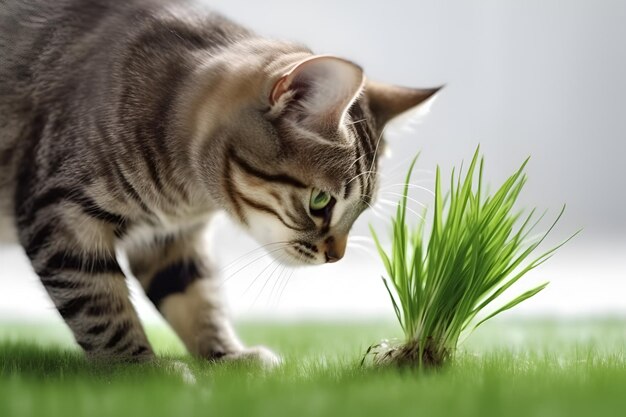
[472,282,549,330]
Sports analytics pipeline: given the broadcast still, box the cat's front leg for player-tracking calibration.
[126,228,280,368]
[17,208,153,361]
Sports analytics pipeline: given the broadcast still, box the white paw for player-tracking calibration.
[162,359,197,385]
[222,346,282,369]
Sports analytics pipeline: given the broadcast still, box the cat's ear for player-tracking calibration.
[269,56,365,130]
[365,81,443,128]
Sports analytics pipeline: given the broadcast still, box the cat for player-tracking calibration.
[0,0,439,365]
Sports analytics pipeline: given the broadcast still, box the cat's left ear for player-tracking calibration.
[365,81,444,129]
[269,56,365,130]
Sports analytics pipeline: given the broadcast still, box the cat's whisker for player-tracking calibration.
[348,235,374,243]
[367,212,393,225]
[364,124,388,186]
[252,253,288,306]
[380,179,433,189]
[242,254,283,296]
[345,152,369,174]
[245,251,293,313]
[274,267,295,306]
[377,198,404,211]
[379,183,435,196]
[269,261,293,307]
[370,199,394,213]
[381,192,427,209]
[275,251,305,304]
[366,197,389,211]
[389,203,425,222]
[361,198,391,223]
[362,195,394,214]
[347,170,378,185]
[219,241,291,272]
[349,242,377,258]
[220,246,289,286]
[345,118,367,127]
[221,242,291,267]
[280,269,295,302]
[267,265,285,307]
[375,200,407,219]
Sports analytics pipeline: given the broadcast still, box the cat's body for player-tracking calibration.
[0,0,438,363]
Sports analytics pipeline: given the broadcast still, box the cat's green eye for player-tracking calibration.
[310,189,332,211]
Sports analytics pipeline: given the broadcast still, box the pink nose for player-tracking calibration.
[323,235,347,263]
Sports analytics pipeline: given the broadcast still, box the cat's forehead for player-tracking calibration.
[282,134,355,191]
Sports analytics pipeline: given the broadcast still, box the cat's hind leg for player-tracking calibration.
[126,226,280,368]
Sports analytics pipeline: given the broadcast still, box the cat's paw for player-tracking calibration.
[221,346,282,369]
[167,359,197,384]
[158,359,197,385]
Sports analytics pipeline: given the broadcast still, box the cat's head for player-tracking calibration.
[210,55,440,265]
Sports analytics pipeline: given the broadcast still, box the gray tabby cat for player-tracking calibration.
[0,0,439,364]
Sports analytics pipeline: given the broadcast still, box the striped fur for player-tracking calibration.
[0,0,438,362]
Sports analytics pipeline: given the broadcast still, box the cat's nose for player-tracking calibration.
[324,235,347,263]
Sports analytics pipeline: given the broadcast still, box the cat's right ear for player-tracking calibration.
[268,56,365,130]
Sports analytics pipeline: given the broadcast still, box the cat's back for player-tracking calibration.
[0,0,219,239]
[0,0,133,153]
[1,0,159,107]
[0,0,134,241]
[0,0,249,147]
[0,0,253,242]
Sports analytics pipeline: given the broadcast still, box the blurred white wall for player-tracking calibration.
[1,0,625,323]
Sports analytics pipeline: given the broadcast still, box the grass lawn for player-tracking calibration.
[1,319,625,417]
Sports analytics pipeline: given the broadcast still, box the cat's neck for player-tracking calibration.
[171,39,311,203]
[180,40,311,151]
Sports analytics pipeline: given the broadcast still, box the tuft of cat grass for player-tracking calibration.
[367,147,577,369]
